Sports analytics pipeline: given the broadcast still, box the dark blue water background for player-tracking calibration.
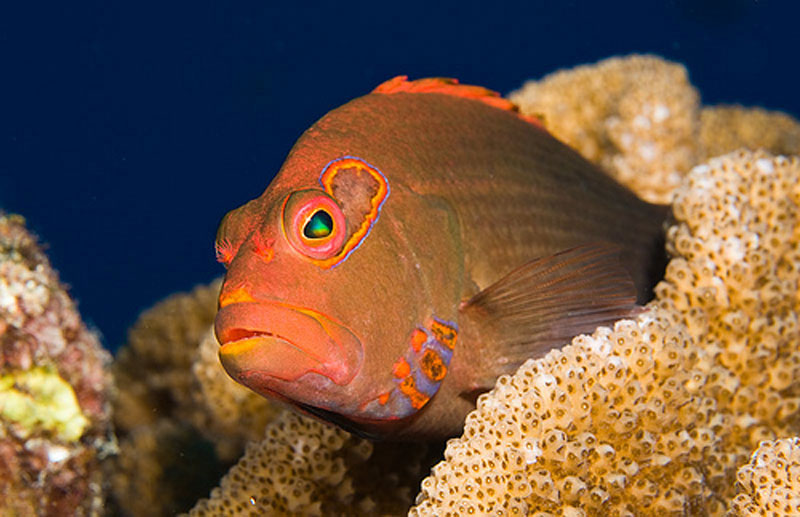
[2,1,798,352]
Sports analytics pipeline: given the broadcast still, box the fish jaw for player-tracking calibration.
[215,301,364,392]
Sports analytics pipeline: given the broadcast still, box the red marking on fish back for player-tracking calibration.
[410,328,427,353]
[372,76,543,129]
[392,357,411,379]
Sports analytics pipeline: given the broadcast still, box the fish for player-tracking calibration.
[213,76,669,440]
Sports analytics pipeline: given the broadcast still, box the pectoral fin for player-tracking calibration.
[460,243,639,379]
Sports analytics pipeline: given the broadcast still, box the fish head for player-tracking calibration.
[214,111,463,437]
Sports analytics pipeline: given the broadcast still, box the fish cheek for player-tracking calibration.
[319,223,423,377]
[391,189,464,323]
[324,187,465,423]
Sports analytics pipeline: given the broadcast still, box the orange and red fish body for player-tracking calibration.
[214,77,668,440]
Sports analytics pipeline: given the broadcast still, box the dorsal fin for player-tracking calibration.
[372,76,543,128]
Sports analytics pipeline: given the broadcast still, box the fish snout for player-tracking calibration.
[214,301,364,391]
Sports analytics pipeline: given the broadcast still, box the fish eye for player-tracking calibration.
[303,209,334,239]
[282,190,346,261]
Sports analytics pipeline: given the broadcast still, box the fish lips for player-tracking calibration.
[215,301,364,391]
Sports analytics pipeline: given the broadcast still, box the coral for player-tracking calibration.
[0,213,113,515]
[188,410,442,517]
[411,309,721,516]
[654,151,800,461]
[699,105,800,161]
[111,418,229,517]
[508,55,800,206]
[110,279,279,516]
[410,149,800,515]
[509,54,700,204]
[112,279,222,435]
[729,437,800,516]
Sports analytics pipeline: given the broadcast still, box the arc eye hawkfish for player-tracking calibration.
[213,76,668,440]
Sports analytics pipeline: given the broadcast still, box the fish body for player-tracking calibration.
[214,77,668,440]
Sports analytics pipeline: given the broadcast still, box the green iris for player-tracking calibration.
[303,210,334,239]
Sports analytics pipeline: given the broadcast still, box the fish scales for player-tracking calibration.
[308,91,666,298]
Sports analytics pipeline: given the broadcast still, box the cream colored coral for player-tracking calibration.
[700,106,800,161]
[188,411,368,516]
[411,150,800,515]
[509,55,700,204]
[654,151,800,465]
[112,280,223,434]
[728,437,800,516]
[188,410,434,517]
[111,419,214,516]
[411,309,722,516]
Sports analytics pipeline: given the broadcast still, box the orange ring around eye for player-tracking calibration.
[282,190,346,260]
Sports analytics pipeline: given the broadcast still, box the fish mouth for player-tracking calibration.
[215,300,364,389]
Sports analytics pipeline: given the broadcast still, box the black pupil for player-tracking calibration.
[303,210,334,239]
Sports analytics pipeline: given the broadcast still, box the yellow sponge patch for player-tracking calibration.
[0,367,89,442]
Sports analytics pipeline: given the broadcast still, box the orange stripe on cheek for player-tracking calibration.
[378,392,390,405]
[219,288,256,308]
